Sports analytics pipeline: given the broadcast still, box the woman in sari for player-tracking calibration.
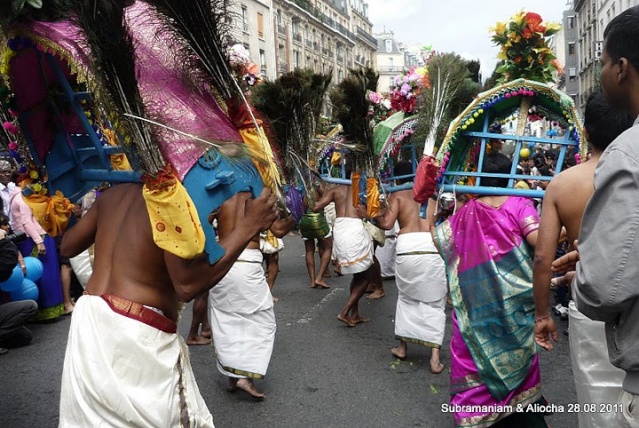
[433,152,547,427]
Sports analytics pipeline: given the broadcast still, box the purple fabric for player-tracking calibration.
[18,234,62,318]
[449,313,543,427]
[448,197,539,273]
[285,186,304,222]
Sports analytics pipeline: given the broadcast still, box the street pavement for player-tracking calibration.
[1,234,578,427]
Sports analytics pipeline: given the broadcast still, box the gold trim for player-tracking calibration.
[395,335,441,349]
[220,365,265,380]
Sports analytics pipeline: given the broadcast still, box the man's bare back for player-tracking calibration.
[313,183,359,218]
[546,161,597,245]
[376,189,429,234]
[61,184,278,322]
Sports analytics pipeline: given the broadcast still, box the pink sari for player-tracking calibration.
[434,197,546,427]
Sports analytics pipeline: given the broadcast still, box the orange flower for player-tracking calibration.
[514,56,523,64]
[525,12,545,33]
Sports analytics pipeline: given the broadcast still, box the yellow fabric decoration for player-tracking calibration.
[142,171,205,259]
[23,191,73,237]
[366,178,380,218]
[102,128,133,171]
[264,230,279,249]
[330,151,342,166]
[240,126,281,194]
[351,172,361,208]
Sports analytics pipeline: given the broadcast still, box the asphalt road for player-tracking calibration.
[0,235,578,427]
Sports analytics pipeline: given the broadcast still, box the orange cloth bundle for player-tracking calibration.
[351,172,361,208]
[366,177,380,218]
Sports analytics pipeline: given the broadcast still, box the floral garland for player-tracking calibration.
[367,90,391,123]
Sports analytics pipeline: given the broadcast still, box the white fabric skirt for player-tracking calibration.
[60,295,214,427]
[332,217,374,275]
[394,232,447,347]
[209,249,276,379]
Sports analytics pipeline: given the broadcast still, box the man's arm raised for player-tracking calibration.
[165,188,278,301]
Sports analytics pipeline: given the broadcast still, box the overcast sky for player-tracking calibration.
[367,0,569,77]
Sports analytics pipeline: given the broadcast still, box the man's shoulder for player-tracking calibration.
[607,124,639,155]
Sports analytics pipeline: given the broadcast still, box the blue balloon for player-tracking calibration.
[0,264,25,292]
[10,279,39,302]
[23,256,43,281]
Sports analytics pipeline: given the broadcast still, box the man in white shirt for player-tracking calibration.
[0,160,16,221]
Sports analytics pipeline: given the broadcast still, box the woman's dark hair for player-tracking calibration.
[0,213,9,227]
[584,92,635,152]
[481,152,511,188]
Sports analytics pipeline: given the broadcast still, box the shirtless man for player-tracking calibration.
[369,162,446,374]
[59,183,277,426]
[209,191,294,399]
[533,92,634,349]
[313,179,378,327]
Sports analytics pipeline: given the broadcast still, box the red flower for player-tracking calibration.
[525,12,546,34]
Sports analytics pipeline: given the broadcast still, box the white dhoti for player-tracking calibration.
[209,249,275,379]
[332,217,374,275]
[394,232,447,348]
[375,221,399,278]
[60,295,214,427]
[568,301,624,428]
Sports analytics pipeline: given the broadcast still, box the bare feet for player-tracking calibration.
[272,295,279,303]
[430,361,446,375]
[313,280,330,289]
[201,329,212,339]
[186,335,212,346]
[322,271,331,278]
[227,378,238,392]
[350,315,370,325]
[391,341,407,359]
[367,289,385,300]
[391,347,406,360]
[337,314,356,327]
[63,303,74,315]
[235,378,265,400]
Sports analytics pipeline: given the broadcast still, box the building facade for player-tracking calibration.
[374,32,406,93]
[572,0,639,110]
[267,0,377,83]
[229,0,278,81]
[558,6,579,107]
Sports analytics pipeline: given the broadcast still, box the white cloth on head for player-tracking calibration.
[59,295,214,427]
[568,301,624,428]
[394,232,447,347]
[375,221,399,278]
[332,217,373,275]
[209,249,276,379]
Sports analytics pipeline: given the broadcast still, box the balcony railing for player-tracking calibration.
[279,62,288,73]
[322,47,329,56]
[313,41,319,51]
[306,39,313,49]
[356,26,378,47]
[293,33,302,43]
[278,24,286,34]
[378,66,398,73]
[336,54,343,63]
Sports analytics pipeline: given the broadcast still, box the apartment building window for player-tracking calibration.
[385,39,392,53]
[294,50,300,68]
[292,19,299,36]
[567,16,575,29]
[276,9,282,25]
[568,42,575,55]
[388,57,394,71]
[569,67,577,81]
[241,6,248,32]
[259,49,266,74]
[612,4,616,17]
[257,13,264,39]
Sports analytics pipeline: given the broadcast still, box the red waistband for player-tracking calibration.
[100,293,177,334]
